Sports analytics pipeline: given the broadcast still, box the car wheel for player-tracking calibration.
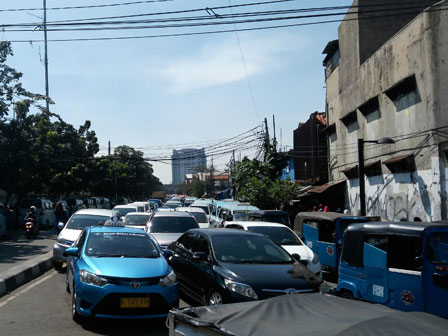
[340,290,355,300]
[54,261,63,271]
[71,286,85,324]
[207,290,224,306]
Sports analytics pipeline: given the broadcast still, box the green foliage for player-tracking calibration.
[234,156,299,209]
[177,176,207,198]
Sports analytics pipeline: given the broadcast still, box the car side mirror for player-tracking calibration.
[192,252,208,261]
[63,247,79,257]
[292,253,301,262]
[163,249,174,259]
[57,222,65,230]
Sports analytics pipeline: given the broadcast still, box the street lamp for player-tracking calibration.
[358,137,395,216]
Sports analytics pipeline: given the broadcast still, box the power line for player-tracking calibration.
[5,4,447,42]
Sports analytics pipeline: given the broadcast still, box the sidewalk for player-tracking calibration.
[0,230,56,297]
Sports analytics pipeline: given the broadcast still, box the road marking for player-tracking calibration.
[0,271,57,308]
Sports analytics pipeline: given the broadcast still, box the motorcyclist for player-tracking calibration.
[24,206,38,230]
[54,202,67,233]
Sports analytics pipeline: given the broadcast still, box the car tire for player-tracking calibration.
[72,285,85,324]
[207,290,224,306]
[340,290,355,300]
[54,261,63,271]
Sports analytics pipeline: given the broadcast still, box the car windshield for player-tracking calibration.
[113,207,136,216]
[427,232,448,264]
[149,216,198,233]
[124,214,150,226]
[66,214,110,230]
[163,203,179,209]
[212,235,293,264]
[233,212,249,221]
[190,212,207,223]
[247,226,302,246]
[191,205,209,215]
[20,199,42,209]
[85,232,159,258]
[137,206,145,212]
[262,214,290,225]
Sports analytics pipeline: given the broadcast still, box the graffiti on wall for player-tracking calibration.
[348,172,436,221]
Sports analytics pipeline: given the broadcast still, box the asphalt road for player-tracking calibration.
[0,269,170,336]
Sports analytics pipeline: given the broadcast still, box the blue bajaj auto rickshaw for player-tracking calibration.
[337,221,448,318]
[294,212,368,272]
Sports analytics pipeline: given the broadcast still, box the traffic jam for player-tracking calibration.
[51,196,448,334]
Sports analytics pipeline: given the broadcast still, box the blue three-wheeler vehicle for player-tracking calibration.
[337,221,448,318]
[294,212,368,272]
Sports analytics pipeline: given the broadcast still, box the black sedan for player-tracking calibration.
[167,229,322,306]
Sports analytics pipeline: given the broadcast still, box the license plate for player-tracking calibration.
[120,298,150,308]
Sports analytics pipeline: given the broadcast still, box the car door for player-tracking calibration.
[169,232,201,302]
[189,234,215,305]
[67,229,88,290]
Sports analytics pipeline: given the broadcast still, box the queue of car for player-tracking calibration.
[53,195,448,323]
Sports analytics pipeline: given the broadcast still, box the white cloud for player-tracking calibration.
[155,32,307,93]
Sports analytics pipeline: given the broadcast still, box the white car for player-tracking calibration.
[224,221,322,278]
[53,209,113,270]
[131,201,150,213]
[176,207,210,229]
[112,204,139,216]
[123,212,151,230]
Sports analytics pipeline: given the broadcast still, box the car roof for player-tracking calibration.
[124,212,151,216]
[113,205,138,209]
[189,228,266,237]
[73,209,114,216]
[152,211,194,218]
[249,210,288,215]
[132,201,148,205]
[176,207,206,213]
[346,221,448,237]
[225,221,289,229]
[89,226,148,234]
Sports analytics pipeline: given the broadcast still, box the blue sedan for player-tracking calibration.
[65,226,179,323]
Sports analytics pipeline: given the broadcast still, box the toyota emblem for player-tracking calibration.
[285,288,297,295]
[130,281,140,289]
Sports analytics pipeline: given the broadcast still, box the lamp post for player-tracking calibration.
[358,137,395,216]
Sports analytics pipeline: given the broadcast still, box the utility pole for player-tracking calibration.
[43,0,50,112]
[108,141,111,155]
[272,115,277,153]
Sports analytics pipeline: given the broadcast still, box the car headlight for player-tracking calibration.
[224,279,258,299]
[159,270,176,286]
[312,254,319,264]
[80,270,107,286]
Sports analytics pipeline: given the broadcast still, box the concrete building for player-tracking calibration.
[293,112,328,184]
[323,0,448,221]
[171,148,207,185]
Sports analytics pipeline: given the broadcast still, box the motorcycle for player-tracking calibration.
[25,220,38,239]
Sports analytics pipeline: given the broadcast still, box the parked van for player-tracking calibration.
[293,212,368,272]
[337,221,448,318]
[19,198,56,228]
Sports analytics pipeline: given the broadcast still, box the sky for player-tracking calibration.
[2,0,351,184]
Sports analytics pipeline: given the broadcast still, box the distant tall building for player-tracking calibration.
[172,148,207,185]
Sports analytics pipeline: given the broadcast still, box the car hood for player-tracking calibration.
[282,245,314,262]
[217,262,321,289]
[85,257,169,278]
[60,228,81,243]
[150,233,183,247]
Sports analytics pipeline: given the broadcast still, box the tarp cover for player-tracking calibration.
[170,293,448,336]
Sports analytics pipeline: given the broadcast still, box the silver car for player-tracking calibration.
[145,211,199,249]
[53,209,113,270]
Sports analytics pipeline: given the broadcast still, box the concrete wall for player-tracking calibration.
[325,2,448,220]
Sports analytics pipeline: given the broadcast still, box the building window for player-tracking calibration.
[340,110,359,133]
[324,123,337,143]
[358,96,381,123]
[384,75,421,112]
[383,154,415,173]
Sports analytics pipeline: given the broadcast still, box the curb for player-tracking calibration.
[0,251,53,298]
